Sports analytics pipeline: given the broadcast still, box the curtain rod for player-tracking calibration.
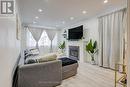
[98,8,127,18]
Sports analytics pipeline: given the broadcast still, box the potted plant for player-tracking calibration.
[58,41,65,53]
[86,39,98,65]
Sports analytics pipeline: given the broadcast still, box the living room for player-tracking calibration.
[0,0,130,87]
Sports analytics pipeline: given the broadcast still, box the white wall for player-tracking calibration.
[83,18,99,62]
[84,18,98,41]
[20,26,26,64]
[0,17,21,87]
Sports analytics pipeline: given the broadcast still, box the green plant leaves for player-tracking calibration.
[59,41,65,49]
[93,41,97,49]
[86,39,97,54]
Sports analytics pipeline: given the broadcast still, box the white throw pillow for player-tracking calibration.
[30,49,39,55]
[38,53,57,63]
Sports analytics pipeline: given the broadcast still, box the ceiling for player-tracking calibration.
[18,0,126,29]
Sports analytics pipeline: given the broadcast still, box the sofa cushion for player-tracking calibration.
[38,53,57,63]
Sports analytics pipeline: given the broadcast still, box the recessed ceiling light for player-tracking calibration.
[33,21,36,24]
[104,0,108,3]
[35,16,39,19]
[82,10,87,14]
[62,21,65,24]
[70,17,74,20]
[38,9,43,12]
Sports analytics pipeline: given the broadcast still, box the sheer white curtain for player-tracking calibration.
[46,30,57,52]
[28,27,43,49]
[38,30,51,54]
[26,28,36,48]
[98,9,126,69]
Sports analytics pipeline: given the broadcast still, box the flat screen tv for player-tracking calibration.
[68,25,83,40]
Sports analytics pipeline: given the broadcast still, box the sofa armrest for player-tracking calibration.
[18,60,62,87]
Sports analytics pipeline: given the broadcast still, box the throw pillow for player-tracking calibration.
[37,53,57,63]
[26,59,37,64]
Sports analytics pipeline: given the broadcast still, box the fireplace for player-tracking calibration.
[69,46,79,60]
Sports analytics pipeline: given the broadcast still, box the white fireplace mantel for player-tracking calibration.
[65,40,88,63]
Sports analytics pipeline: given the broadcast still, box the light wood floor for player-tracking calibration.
[57,63,116,87]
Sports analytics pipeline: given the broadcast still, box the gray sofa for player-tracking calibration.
[18,60,62,87]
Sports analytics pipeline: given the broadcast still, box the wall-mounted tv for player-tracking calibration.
[68,25,83,40]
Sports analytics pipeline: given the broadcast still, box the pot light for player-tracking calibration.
[70,17,74,20]
[62,21,65,24]
[82,10,87,14]
[38,9,43,12]
[35,16,39,19]
[104,0,108,3]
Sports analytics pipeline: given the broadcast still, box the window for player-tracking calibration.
[38,31,51,46]
[26,29,58,49]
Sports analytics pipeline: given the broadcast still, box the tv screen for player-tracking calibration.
[68,25,83,40]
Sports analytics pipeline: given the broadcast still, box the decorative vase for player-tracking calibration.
[91,54,96,65]
[91,60,96,65]
[61,49,64,53]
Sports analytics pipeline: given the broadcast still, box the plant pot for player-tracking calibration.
[90,55,96,65]
[91,60,96,65]
[58,49,64,53]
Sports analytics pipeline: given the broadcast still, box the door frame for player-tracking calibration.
[127,0,130,87]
